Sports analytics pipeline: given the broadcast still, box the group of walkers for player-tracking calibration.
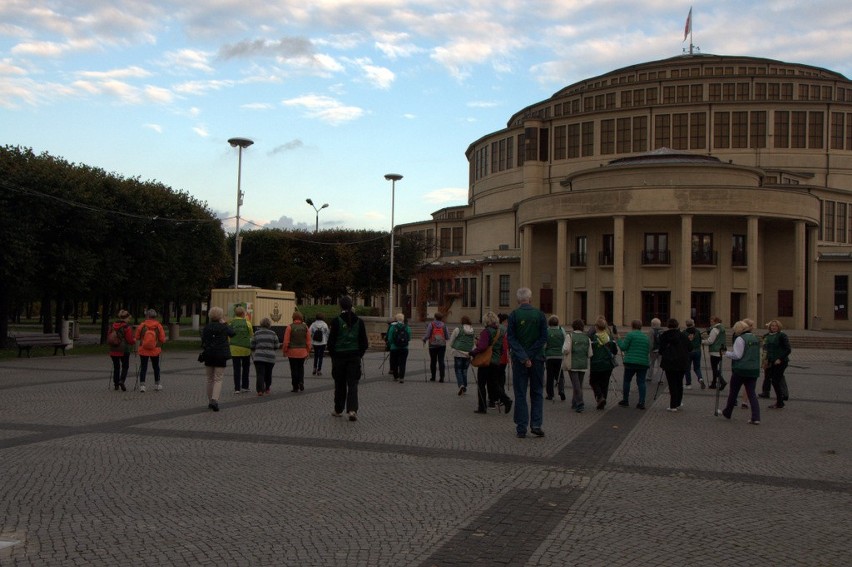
[108,290,792,434]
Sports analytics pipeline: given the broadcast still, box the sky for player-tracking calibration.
[3,1,852,233]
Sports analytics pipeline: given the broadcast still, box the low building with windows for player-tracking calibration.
[396,53,852,330]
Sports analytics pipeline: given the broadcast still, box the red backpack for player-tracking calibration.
[429,322,447,346]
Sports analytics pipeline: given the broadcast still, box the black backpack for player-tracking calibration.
[312,326,323,342]
[393,324,410,348]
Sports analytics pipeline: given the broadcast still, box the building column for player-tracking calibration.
[808,226,819,328]
[747,216,760,322]
[556,220,568,324]
[680,215,693,322]
[613,216,625,327]
[794,221,806,329]
[520,225,533,289]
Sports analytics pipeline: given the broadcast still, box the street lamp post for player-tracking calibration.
[305,198,329,233]
[384,173,403,318]
[228,137,254,288]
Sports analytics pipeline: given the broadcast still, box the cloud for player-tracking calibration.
[161,49,214,73]
[173,79,235,95]
[264,215,310,231]
[373,31,422,59]
[348,57,395,89]
[467,100,499,108]
[77,66,151,79]
[422,187,468,204]
[241,102,275,110]
[219,37,315,60]
[193,125,209,137]
[269,139,304,155]
[281,94,364,125]
[143,123,162,133]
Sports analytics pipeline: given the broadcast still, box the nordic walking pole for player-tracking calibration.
[714,348,725,416]
[133,350,140,391]
[653,369,666,401]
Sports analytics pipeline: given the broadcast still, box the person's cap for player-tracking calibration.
[339,296,353,311]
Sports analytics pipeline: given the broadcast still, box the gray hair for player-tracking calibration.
[145,309,157,319]
[395,313,405,323]
[209,307,224,322]
[260,317,272,328]
[516,287,532,302]
[483,311,499,326]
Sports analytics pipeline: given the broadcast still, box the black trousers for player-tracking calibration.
[332,354,361,413]
[389,349,408,380]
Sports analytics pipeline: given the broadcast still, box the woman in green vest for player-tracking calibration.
[762,319,792,408]
[449,315,475,395]
[702,316,727,390]
[587,318,617,410]
[228,305,254,394]
[469,311,512,414]
[545,316,567,402]
[562,319,592,412]
[722,319,762,424]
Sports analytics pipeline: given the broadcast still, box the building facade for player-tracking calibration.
[397,54,852,330]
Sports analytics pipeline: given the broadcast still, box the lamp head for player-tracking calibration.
[228,137,254,149]
[321,203,329,209]
[306,198,314,206]
[384,173,403,182]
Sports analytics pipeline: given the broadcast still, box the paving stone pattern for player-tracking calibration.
[0,347,850,566]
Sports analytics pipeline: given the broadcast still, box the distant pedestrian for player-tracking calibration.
[702,316,727,390]
[107,309,134,391]
[449,315,475,395]
[544,316,567,402]
[283,311,311,392]
[201,307,235,411]
[422,312,449,382]
[135,309,166,392]
[682,319,704,389]
[327,296,368,421]
[659,318,691,412]
[506,288,548,438]
[617,319,651,410]
[228,305,254,394]
[386,313,411,383]
[251,317,279,396]
[588,318,616,410]
[562,319,592,412]
[722,319,762,424]
[647,318,662,382]
[469,312,512,414]
[493,313,511,408]
[309,313,329,376]
[762,319,791,409]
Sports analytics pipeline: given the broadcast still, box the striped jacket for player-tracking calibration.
[251,327,280,364]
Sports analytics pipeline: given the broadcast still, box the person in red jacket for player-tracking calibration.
[107,309,135,391]
[134,309,167,392]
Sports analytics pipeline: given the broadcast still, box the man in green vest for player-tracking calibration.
[327,296,369,421]
[721,319,761,424]
[506,287,548,438]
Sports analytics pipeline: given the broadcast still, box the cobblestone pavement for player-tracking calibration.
[0,347,849,566]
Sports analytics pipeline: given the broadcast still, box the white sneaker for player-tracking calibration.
[684,385,692,389]
[666,407,678,412]
[155,384,162,391]
[139,385,146,393]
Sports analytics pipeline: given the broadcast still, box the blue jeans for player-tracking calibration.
[454,356,470,388]
[621,364,648,404]
[511,358,545,435]
[313,344,326,372]
[684,350,703,384]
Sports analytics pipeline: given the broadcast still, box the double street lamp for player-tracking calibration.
[305,198,329,233]
[228,137,254,288]
[384,173,403,318]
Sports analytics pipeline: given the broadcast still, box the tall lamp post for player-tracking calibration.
[228,137,254,288]
[305,198,329,233]
[384,173,403,318]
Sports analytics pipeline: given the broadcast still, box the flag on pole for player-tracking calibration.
[683,7,692,42]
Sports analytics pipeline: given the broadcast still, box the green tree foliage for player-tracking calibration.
[0,145,228,343]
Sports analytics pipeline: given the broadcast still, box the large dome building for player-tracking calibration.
[397,53,852,330]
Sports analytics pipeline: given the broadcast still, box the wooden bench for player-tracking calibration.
[14,334,70,357]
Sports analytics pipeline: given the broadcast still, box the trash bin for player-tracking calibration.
[811,316,822,331]
[168,323,180,341]
[61,320,75,351]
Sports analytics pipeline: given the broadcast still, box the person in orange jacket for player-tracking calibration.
[135,309,167,392]
[283,311,311,392]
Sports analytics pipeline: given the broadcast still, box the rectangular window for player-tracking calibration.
[774,111,789,148]
[709,83,721,102]
[646,87,658,104]
[691,233,715,265]
[848,113,852,150]
[485,275,491,306]
[672,113,689,150]
[451,227,463,255]
[723,83,736,101]
[777,290,793,317]
[690,84,703,102]
[654,114,671,149]
[831,112,845,149]
[633,116,648,152]
[737,82,750,100]
[567,124,580,158]
[768,83,780,100]
[732,234,747,266]
[571,236,587,267]
[539,127,549,161]
[462,277,477,308]
[554,125,567,160]
[506,136,514,169]
[676,85,689,102]
[516,134,524,166]
[750,111,767,148]
[835,275,849,320]
[600,234,614,266]
[824,200,835,242]
[440,227,452,254]
[732,111,748,148]
[809,111,824,149]
[643,233,669,264]
[755,83,767,100]
[581,122,594,157]
[490,141,499,174]
[524,127,538,162]
[600,119,615,154]
[781,83,793,100]
[791,111,807,148]
[499,275,510,307]
[642,291,671,324]
[621,90,633,107]
[634,89,645,106]
[617,118,632,153]
[838,202,847,243]
[663,86,676,103]
[713,112,730,149]
[690,112,706,149]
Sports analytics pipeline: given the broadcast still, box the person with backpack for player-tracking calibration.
[544,316,567,402]
[588,318,617,410]
[251,317,280,396]
[469,311,512,414]
[722,319,762,424]
[422,312,449,382]
[449,315,475,395]
[201,306,236,411]
[327,296,368,421]
[659,318,692,412]
[682,319,705,389]
[646,318,662,382]
[386,313,411,384]
[562,318,592,412]
[702,316,728,390]
[283,311,311,392]
[134,309,166,392]
[228,305,254,394]
[309,313,329,376]
[107,309,134,391]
